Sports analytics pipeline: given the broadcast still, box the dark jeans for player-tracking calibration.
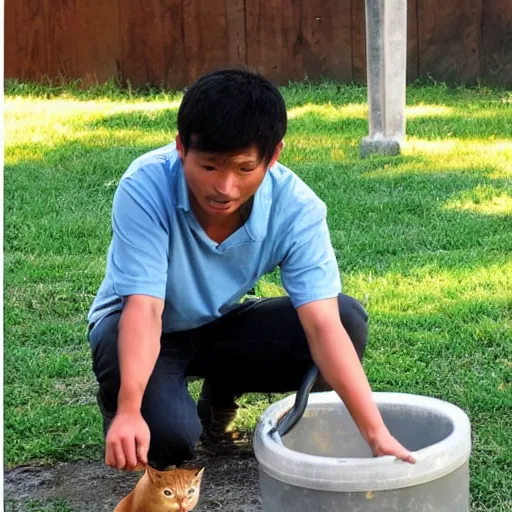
[88,294,368,466]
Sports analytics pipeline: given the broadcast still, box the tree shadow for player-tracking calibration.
[5,101,511,267]
[81,99,511,162]
[318,166,511,276]
[88,107,179,131]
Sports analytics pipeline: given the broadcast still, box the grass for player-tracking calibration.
[4,79,512,511]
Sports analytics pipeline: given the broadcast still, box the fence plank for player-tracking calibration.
[75,0,121,84]
[120,0,174,87]
[406,0,419,81]
[164,0,188,89]
[226,0,247,68]
[246,0,303,83]
[480,0,512,87]
[182,0,246,85]
[351,0,367,82]
[5,1,22,79]
[418,0,483,83]
[45,0,79,80]
[302,0,353,81]
[5,0,49,81]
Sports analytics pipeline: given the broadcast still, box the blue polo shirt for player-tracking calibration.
[88,143,341,333]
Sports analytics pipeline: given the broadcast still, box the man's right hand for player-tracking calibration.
[105,411,150,470]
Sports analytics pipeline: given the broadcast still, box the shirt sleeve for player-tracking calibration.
[279,203,341,309]
[109,172,169,299]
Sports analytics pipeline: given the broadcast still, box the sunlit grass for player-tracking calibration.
[288,102,367,120]
[5,98,179,165]
[406,104,455,117]
[403,138,512,156]
[4,79,512,510]
[444,186,512,215]
[287,102,456,121]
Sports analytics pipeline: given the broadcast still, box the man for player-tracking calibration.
[87,68,415,471]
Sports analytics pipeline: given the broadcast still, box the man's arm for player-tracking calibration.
[102,165,170,470]
[297,297,415,463]
[117,295,163,413]
[105,294,164,470]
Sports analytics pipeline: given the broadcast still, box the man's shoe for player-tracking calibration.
[197,381,240,450]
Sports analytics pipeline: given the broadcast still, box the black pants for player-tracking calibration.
[88,294,368,466]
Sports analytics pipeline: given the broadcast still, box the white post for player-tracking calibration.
[360,0,407,157]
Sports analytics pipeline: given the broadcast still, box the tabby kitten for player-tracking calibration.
[114,464,205,512]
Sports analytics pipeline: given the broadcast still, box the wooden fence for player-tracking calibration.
[5,0,512,88]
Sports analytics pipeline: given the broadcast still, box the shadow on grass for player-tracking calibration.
[88,107,179,131]
[300,162,511,274]
[4,110,511,270]
[82,103,512,142]
[286,111,511,140]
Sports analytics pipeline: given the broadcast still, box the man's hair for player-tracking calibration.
[177,68,287,166]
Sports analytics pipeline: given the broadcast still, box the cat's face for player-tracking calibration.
[145,465,205,512]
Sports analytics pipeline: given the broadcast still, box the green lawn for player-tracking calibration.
[4,80,512,511]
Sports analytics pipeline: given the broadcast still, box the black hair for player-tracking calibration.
[177,68,287,166]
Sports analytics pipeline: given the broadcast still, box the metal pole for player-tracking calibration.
[360,0,407,157]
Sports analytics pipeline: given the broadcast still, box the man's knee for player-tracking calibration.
[337,293,368,360]
[147,414,202,465]
[90,312,122,384]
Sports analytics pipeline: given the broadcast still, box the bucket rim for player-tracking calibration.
[253,392,471,492]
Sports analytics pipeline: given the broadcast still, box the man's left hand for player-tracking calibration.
[368,427,416,464]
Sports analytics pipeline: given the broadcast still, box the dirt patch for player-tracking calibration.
[4,444,263,512]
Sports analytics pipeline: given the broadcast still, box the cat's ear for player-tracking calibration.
[145,464,155,483]
[194,467,205,479]
[145,465,164,485]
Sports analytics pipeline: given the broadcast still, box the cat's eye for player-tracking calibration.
[163,489,174,497]
[188,488,195,495]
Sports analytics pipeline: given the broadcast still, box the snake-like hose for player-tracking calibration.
[270,365,320,437]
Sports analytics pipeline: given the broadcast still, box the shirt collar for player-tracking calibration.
[175,159,191,212]
[244,169,273,242]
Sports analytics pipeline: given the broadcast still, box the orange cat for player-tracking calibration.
[114,464,205,512]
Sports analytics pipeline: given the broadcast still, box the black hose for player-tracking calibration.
[271,365,320,437]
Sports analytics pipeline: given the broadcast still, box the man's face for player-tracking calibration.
[177,135,282,220]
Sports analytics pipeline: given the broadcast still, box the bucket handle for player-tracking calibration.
[269,365,319,438]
